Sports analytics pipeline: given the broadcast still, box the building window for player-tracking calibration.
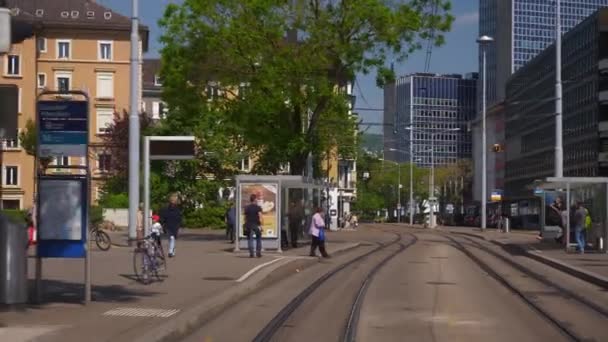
[3,166,18,186]
[98,41,112,61]
[55,72,71,92]
[37,73,46,88]
[1,199,21,210]
[57,40,71,59]
[37,37,47,52]
[152,101,166,119]
[98,154,112,172]
[3,129,20,149]
[96,108,114,134]
[6,55,20,76]
[240,157,251,172]
[54,155,69,166]
[96,72,114,98]
[154,75,162,86]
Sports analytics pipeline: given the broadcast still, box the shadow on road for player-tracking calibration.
[27,279,160,306]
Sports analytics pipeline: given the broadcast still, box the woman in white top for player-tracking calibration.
[309,207,330,258]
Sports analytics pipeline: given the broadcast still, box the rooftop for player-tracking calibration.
[4,0,149,50]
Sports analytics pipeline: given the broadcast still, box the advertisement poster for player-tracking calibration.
[240,183,278,238]
[38,179,84,241]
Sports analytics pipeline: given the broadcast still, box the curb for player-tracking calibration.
[129,242,362,342]
[522,249,608,290]
[466,232,608,290]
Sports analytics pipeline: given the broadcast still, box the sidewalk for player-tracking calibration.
[441,226,608,289]
[0,229,360,342]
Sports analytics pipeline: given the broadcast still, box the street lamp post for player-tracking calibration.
[555,0,563,177]
[128,0,140,245]
[477,35,494,231]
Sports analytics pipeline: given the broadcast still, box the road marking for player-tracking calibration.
[103,307,180,318]
[236,257,286,282]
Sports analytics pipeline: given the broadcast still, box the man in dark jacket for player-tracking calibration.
[160,194,182,257]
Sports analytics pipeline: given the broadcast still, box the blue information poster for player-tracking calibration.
[38,101,88,158]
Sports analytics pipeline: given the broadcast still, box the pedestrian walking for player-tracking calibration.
[225,202,236,243]
[244,194,263,258]
[309,207,330,258]
[288,200,304,248]
[573,201,586,254]
[160,194,182,258]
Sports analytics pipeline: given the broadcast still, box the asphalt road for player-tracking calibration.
[182,226,606,341]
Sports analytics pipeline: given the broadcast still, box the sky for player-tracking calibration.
[98,0,479,133]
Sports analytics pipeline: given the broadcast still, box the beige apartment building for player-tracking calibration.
[0,1,148,210]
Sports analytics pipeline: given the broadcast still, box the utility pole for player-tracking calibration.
[477,35,494,231]
[555,0,563,177]
[128,0,140,245]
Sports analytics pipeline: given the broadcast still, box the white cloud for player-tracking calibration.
[454,11,479,26]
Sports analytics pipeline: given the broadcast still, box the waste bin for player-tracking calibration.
[0,214,28,305]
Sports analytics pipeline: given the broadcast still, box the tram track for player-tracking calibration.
[443,232,607,342]
[252,232,418,342]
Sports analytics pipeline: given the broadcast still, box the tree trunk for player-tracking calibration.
[290,152,309,176]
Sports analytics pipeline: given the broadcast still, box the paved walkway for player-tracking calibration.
[0,229,361,342]
[440,226,608,287]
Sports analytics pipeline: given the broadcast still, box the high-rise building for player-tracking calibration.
[504,8,608,196]
[384,73,477,168]
[480,0,608,107]
[474,0,608,202]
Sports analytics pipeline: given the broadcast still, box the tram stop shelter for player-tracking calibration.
[532,177,608,253]
[234,175,328,252]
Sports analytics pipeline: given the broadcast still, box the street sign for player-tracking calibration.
[38,101,88,158]
[491,190,503,202]
[149,136,196,160]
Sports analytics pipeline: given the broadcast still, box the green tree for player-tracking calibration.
[159,0,453,175]
[19,119,52,170]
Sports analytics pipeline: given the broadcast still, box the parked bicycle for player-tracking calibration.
[133,226,166,284]
[90,225,111,251]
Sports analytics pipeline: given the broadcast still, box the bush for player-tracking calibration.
[0,209,27,224]
[90,206,104,227]
[100,193,129,209]
[184,205,227,229]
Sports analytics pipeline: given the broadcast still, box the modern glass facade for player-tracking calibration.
[504,9,608,196]
[475,0,608,201]
[387,73,477,168]
[480,0,608,108]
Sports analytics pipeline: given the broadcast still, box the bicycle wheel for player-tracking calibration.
[95,230,111,251]
[133,246,151,284]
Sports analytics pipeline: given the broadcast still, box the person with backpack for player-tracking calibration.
[573,201,587,254]
[584,205,592,248]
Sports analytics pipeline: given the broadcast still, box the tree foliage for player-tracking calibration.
[97,111,153,179]
[19,119,52,170]
[159,0,453,175]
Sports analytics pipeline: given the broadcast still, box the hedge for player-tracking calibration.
[184,205,227,229]
[0,209,27,224]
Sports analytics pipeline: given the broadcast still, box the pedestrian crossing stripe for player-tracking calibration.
[103,307,180,318]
